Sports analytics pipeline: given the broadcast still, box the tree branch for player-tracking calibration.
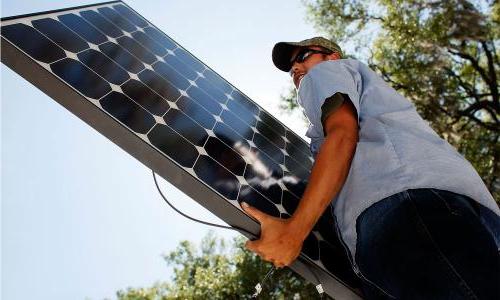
[480,41,499,109]
[371,64,412,91]
[443,67,480,102]
[447,48,492,86]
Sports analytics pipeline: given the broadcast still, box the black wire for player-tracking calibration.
[262,265,277,282]
[152,170,255,238]
[152,170,324,298]
[306,262,324,299]
[251,265,277,298]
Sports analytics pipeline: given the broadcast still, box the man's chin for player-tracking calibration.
[294,77,303,89]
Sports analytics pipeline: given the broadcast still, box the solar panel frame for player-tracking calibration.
[1,2,363,299]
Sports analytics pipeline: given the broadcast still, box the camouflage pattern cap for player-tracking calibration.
[272,36,343,72]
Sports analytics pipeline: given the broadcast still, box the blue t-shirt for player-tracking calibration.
[297,59,500,264]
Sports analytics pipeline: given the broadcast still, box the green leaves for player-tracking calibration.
[115,231,326,299]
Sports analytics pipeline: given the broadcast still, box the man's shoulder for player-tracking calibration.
[310,58,364,71]
[303,59,367,82]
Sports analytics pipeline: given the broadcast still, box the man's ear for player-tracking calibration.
[328,52,341,60]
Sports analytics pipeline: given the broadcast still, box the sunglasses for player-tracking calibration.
[290,48,333,65]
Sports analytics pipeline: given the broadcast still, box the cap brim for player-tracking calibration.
[272,42,303,72]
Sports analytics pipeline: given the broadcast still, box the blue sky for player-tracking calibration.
[1,1,322,299]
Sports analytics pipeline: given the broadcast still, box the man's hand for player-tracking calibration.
[241,202,306,268]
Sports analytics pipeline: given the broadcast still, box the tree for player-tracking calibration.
[114,231,328,299]
[282,0,499,200]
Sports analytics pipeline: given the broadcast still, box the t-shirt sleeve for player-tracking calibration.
[320,92,345,129]
[297,60,361,136]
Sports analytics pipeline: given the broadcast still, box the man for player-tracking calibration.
[241,37,500,299]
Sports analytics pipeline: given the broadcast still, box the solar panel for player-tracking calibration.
[1,2,362,299]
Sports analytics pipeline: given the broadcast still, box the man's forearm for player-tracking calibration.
[289,130,358,240]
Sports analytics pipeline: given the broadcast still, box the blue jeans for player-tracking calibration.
[355,188,500,300]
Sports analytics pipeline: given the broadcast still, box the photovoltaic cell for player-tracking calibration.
[176,96,216,130]
[112,4,148,28]
[196,76,227,103]
[131,31,166,56]
[283,174,307,198]
[288,147,313,170]
[143,26,176,51]
[100,91,155,134]
[78,49,130,85]
[173,47,205,73]
[194,155,240,200]
[99,41,145,73]
[1,2,361,297]
[98,6,136,32]
[220,110,254,140]
[284,156,310,179]
[212,122,250,150]
[1,23,65,63]
[80,9,122,38]
[231,91,260,115]
[163,109,208,146]
[148,124,198,167]
[256,122,286,148]
[58,13,108,45]
[225,99,258,125]
[187,86,223,115]
[116,35,156,64]
[238,185,280,217]
[282,190,300,214]
[153,61,190,90]
[164,54,198,82]
[32,18,89,53]
[121,79,169,116]
[243,166,283,203]
[259,111,286,135]
[253,132,284,165]
[137,69,180,100]
[204,136,246,176]
[286,129,312,157]
[204,68,233,95]
[50,58,111,99]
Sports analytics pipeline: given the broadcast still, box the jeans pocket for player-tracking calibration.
[407,189,484,300]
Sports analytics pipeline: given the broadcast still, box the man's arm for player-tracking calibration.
[242,97,358,267]
[289,98,359,240]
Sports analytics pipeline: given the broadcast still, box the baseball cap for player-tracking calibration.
[272,36,343,72]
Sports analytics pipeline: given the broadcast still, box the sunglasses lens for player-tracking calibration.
[291,49,306,64]
[297,49,311,63]
[291,49,331,68]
